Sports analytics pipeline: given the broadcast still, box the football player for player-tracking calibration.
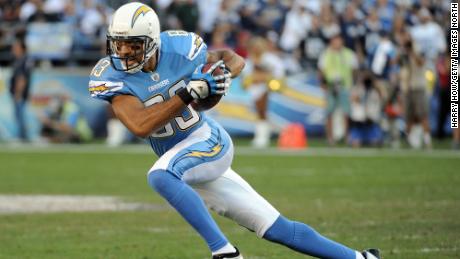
[89,2,380,259]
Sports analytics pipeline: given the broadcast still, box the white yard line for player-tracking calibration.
[0,194,166,215]
[390,247,460,254]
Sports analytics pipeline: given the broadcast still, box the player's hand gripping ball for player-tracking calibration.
[191,62,231,111]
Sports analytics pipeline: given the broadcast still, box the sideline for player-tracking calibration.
[1,143,460,158]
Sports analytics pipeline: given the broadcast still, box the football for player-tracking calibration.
[190,63,224,111]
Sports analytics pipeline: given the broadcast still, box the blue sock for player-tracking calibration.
[263,215,356,259]
[148,170,228,251]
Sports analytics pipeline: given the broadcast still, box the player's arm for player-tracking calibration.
[109,60,228,138]
[207,49,245,78]
[111,94,188,138]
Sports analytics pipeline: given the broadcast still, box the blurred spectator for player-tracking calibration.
[233,30,251,59]
[399,36,431,149]
[375,0,397,32]
[79,0,101,35]
[43,0,69,21]
[153,0,174,9]
[196,0,222,42]
[303,0,322,15]
[19,0,42,22]
[369,31,397,101]
[369,31,399,147]
[67,0,112,65]
[409,8,446,68]
[1,0,21,22]
[62,1,77,27]
[9,38,34,142]
[243,36,286,148]
[391,13,407,47]
[27,0,48,22]
[435,53,450,140]
[214,0,241,47]
[238,1,260,34]
[390,16,411,145]
[208,23,231,50]
[279,0,311,53]
[339,2,365,61]
[319,3,341,40]
[318,33,358,145]
[300,15,326,70]
[215,0,240,28]
[38,93,92,143]
[252,0,289,37]
[363,8,383,56]
[349,72,383,147]
[79,0,109,43]
[330,0,350,14]
[165,0,199,32]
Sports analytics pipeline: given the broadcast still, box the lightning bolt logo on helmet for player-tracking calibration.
[131,5,152,28]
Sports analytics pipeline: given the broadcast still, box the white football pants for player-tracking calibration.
[189,168,280,238]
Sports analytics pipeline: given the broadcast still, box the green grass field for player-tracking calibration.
[0,145,459,259]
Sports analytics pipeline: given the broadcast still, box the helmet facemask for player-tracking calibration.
[107,35,158,73]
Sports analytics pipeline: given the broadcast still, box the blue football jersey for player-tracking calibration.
[89,31,209,156]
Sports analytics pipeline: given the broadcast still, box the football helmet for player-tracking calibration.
[107,2,161,73]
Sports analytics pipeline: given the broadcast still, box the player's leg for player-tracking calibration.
[340,88,351,139]
[349,125,363,148]
[147,122,238,256]
[263,215,365,259]
[326,91,336,145]
[192,168,377,259]
[148,171,230,251]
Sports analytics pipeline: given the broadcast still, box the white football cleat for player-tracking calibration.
[212,247,243,259]
[362,248,380,259]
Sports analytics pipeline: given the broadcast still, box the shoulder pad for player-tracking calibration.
[88,57,129,101]
[161,31,207,61]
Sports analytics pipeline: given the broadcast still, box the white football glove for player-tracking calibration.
[186,60,232,99]
[214,61,232,96]
[186,80,209,99]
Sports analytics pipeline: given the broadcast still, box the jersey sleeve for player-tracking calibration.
[163,31,208,66]
[187,32,207,65]
[88,58,132,102]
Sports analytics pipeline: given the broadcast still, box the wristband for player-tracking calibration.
[177,87,194,104]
